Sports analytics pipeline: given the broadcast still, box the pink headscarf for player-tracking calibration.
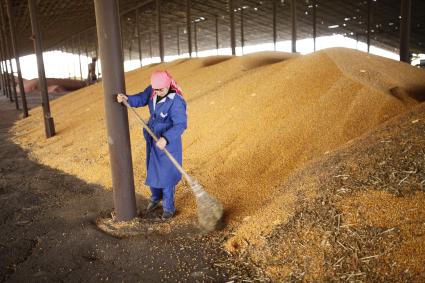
[150,70,184,99]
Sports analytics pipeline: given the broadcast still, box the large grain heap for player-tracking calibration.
[12,47,425,280]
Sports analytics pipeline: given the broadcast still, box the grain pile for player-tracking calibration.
[11,48,425,241]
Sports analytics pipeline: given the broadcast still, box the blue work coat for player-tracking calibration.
[127,85,187,188]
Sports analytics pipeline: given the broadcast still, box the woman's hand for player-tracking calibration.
[117,93,128,103]
[156,137,167,150]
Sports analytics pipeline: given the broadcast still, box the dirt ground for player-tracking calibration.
[0,94,265,282]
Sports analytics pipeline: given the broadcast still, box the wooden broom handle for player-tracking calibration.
[122,99,193,184]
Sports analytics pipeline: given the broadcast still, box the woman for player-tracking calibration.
[117,71,187,220]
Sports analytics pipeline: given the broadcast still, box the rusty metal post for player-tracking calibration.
[7,0,27,115]
[272,0,277,51]
[215,15,219,54]
[0,5,12,102]
[313,0,317,51]
[240,8,244,55]
[0,56,6,97]
[1,1,18,107]
[94,0,137,221]
[149,29,152,58]
[0,38,7,97]
[367,0,371,53]
[291,0,297,53]
[194,21,198,56]
[78,34,83,80]
[177,26,180,55]
[229,0,236,55]
[186,0,192,57]
[136,8,142,67]
[400,0,411,63]
[28,0,55,138]
[156,0,164,62]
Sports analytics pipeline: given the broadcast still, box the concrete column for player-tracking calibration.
[28,0,55,138]
[94,0,137,221]
[400,0,411,63]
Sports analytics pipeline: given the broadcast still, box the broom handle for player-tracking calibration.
[122,99,193,184]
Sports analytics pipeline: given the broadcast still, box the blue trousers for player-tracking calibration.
[150,186,176,213]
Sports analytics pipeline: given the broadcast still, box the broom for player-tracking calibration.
[121,99,223,231]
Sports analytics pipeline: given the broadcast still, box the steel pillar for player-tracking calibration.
[367,0,371,53]
[78,35,83,80]
[7,58,19,109]
[1,2,18,108]
[313,0,317,51]
[177,26,180,56]
[186,0,192,57]
[229,0,236,55]
[215,15,219,54]
[291,0,297,53]
[0,56,5,97]
[272,0,277,51]
[240,8,244,55]
[136,8,142,67]
[149,30,152,58]
[28,0,55,138]
[194,21,198,56]
[94,0,137,221]
[0,5,12,102]
[400,0,411,63]
[156,0,164,62]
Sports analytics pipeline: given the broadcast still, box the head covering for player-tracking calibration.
[150,70,184,99]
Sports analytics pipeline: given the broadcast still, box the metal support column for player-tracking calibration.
[272,0,277,51]
[240,8,244,54]
[1,2,18,107]
[194,22,198,56]
[367,0,371,53]
[156,0,164,62]
[136,8,142,67]
[94,0,137,221]
[28,0,55,138]
[229,0,236,55]
[177,26,180,56]
[291,0,297,53]
[215,15,219,54]
[72,36,77,79]
[0,34,9,98]
[0,59,5,97]
[400,0,411,63]
[78,35,83,80]
[186,0,192,57]
[0,5,12,102]
[313,0,317,51]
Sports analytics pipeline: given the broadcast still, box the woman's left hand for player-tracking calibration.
[156,137,167,150]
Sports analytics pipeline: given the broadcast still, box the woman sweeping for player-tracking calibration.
[117,71,187,220]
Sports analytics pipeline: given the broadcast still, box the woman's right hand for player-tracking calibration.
[117,93,128,103]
